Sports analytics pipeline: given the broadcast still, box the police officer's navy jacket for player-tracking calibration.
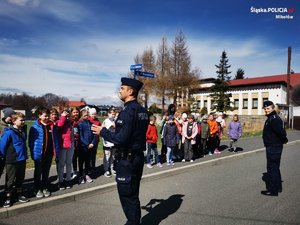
[100,100,149,152]
[0,127,28,164]
[262,111,288,148]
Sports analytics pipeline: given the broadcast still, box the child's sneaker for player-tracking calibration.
[65,181,72,189]
[214,149,221,154]
[208,151,213,156]
[104,171,112,178]
[78,176,85,184]
[111,169,117,176]
[190,160,194,163]
[167,162,171,166]
[157,163,163,168]
[85,175,93,183]
[36,190,44,198]
[18,195,29,203]
[42,189,51,197]
[71,171,78,180]
[3,199,11,208]
[171,161,175,166]
[182,159,186,162]
[146,164,153,169]
[58,182,65,190]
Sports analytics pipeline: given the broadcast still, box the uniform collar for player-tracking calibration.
[267,110,277,118]
[124,99,137,106]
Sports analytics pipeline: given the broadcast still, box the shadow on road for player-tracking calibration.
[141,194,184,225]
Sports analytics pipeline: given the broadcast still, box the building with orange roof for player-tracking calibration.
[179,73,300,116]
[67,100,87,108]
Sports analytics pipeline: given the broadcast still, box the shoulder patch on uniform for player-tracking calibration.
[138,113,148,120]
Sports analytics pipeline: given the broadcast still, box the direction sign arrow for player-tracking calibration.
[140,72,155,78]
[130,64,142,70]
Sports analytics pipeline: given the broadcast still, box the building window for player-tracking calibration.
[253,98,258,109]
[243,99,248,109]
[234,99,239,109]
[263,97,268,103]
[197,100,201,109]
[204,100,207,108]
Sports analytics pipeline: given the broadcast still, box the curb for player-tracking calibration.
[1,139,299,218]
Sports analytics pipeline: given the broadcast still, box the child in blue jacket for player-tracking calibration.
[29,108,60,198]
[0,112,29,208]
[78,109,97,184]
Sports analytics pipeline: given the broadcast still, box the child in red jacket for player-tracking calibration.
[146,116,163,168]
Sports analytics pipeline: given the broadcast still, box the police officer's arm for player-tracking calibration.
[270,118,288,144]
[100,110,134,146]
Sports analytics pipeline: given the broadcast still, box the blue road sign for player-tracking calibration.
[140,72,155,78]
[130,64,142,70]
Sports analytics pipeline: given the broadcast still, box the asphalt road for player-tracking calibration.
[1,140,299,225]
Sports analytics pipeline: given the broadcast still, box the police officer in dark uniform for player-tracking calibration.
[92,77,149,225]
[261,100,288,196]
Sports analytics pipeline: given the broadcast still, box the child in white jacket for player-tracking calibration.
[181,114,198,162]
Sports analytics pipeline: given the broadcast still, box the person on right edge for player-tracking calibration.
[261,100,288,196]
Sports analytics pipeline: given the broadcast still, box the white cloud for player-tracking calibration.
[1,33,299,105]
[188,37,300,78]
[2,0,88,23]
[43,0,89,22]
[0,54,121,105]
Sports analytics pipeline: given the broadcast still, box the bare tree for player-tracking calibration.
[169,31,199,106]
[156,36,171,113]
[134,47,156,109]
[0,92,68,112]
[43,93,68,109]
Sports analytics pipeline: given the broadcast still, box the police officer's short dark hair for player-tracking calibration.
[129,87,138,98]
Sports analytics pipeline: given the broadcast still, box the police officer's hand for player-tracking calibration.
[91,124,102,135]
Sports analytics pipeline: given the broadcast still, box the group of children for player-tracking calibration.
[0,106,243,208]
[145,111,243,167]
[0,106,117,208]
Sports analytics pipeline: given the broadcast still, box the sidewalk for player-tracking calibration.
[1,130,299,218]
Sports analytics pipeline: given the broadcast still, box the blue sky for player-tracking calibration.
[0,0,299,105]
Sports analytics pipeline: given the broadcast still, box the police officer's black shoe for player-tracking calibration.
[261,190,278,196]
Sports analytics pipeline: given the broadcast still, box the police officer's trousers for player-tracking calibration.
[116,152,144,225]
[266,146,283,193]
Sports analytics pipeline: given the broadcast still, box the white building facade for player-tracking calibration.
[189,74,297,116]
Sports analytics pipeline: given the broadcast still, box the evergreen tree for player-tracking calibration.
[210,51,232,112]
[235,68,245,79]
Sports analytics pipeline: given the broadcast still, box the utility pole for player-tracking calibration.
[287,46,291,128]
